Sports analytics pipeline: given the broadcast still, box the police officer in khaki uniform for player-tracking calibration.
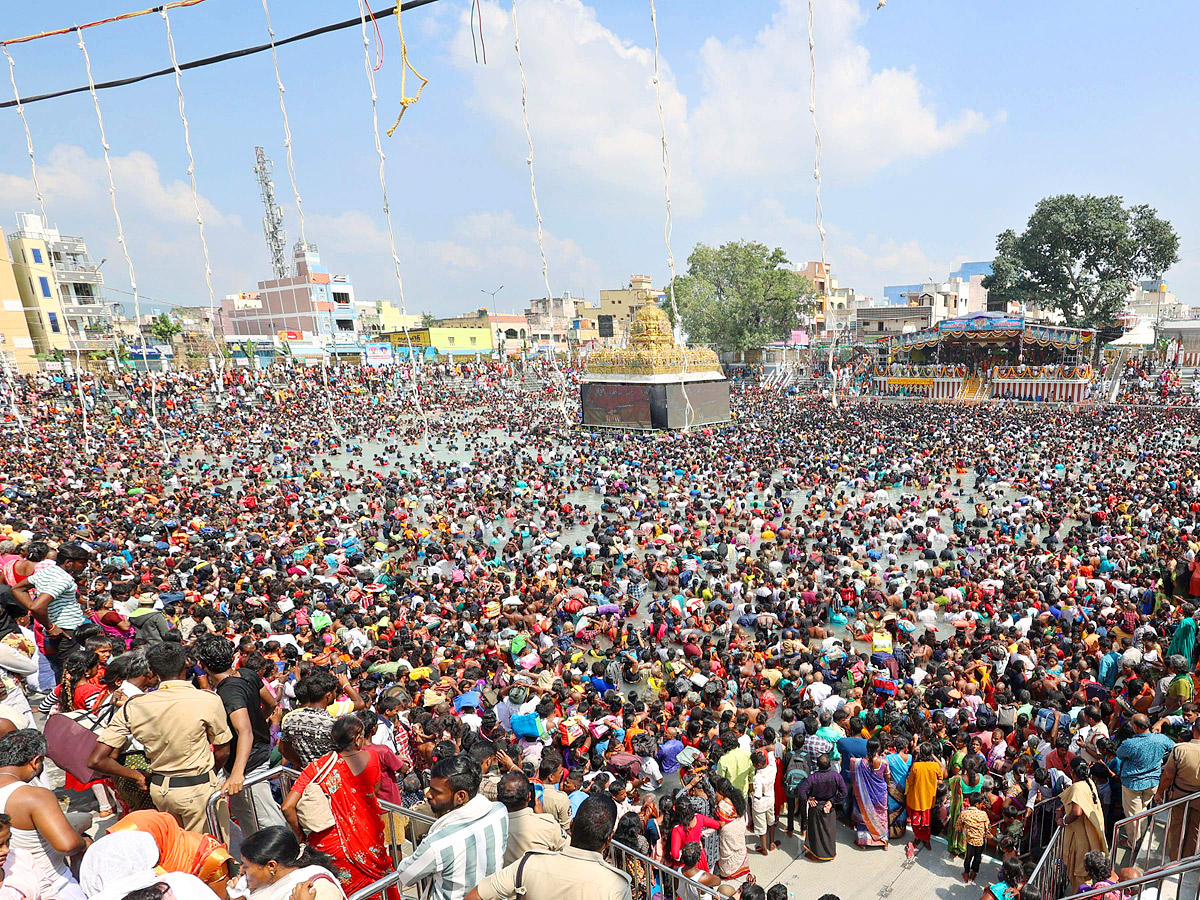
[1157,718,1200,860]
[497,772,565,866]
[538,750,573,832]
[467,796,631,900]
[90,642,233,836]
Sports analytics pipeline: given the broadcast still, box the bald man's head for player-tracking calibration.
[1132,714,1151,732]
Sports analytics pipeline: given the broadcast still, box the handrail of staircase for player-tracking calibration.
[1027,824,1067,900]
[1072,853,1200,900]
[1111,788,1200,873]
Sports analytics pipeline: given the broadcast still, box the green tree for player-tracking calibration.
[150,314,183,344]
[983,194,1179,328]
[664,241,817,353]
[420,311,435,328]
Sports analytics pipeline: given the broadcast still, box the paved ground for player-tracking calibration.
[747,825,1000,900]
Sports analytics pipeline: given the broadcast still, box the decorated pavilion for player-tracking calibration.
[871,313,1097,402]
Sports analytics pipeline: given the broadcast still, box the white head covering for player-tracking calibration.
[80,832,160,900]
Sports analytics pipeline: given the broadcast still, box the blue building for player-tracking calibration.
[949,261,994,280]
[883,284,923,306]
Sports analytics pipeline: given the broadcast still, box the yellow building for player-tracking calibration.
[6,213,113,355]
[381,326,493,357]
[0,230,38,373]
[597,274,662,344]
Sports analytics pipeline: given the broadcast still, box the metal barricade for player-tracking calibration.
[1021,794,1064,860]
[608,840,724,900]
[1112,792,1200,874]
[204,764,299,839]
[208,774,720,900]
[1072,855,1200,900]
[347,800,438,900]
[1028,825,1068,900]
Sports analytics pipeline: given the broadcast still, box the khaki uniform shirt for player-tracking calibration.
[503,807,566,866]
[98,680,232,776]
[475,847,632,900]
[541,786,572,831]
[480,771,501,801]
[1162,739,1200,797]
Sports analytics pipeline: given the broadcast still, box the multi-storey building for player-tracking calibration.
[6,213,114,354]
[221,242,362,360]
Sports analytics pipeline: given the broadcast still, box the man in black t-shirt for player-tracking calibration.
[195,635,287,841]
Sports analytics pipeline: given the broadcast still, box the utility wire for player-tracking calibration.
[0,0,444,110]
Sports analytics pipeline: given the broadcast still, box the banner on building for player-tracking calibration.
[365,343,394,366]
[277,330,302,342]
[231,292,262,310]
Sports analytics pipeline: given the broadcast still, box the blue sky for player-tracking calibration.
[0,0,1195,319]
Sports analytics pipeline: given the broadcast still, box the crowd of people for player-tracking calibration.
[0,362,1197,900]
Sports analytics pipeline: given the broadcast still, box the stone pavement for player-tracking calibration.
[747,823,999,900]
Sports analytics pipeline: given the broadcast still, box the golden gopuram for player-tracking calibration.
[581,305,730,430]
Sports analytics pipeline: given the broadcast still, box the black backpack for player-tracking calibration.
[975,705,998,731]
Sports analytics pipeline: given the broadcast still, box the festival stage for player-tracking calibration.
[870,313,1097,403]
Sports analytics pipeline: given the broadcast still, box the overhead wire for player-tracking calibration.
[355,0,429,452]
[261,0,310,252]
[160,7,218,355]
[261,0,341,439]
[511,0,570,426]
[2,40,50,452]
[1,47,47,225]
[78,27,173,460]
[648,0,694,432]
[3,0,208,47]
[0,0,446,110]
[469,0,487,64]
[807,0,837,408]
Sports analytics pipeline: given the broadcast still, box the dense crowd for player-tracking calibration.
[0,364,1196,900]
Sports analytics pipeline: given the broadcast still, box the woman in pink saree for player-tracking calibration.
[851,739,891,850]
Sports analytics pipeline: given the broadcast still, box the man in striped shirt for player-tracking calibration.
[393,755,508,900]
[12,543,90,668]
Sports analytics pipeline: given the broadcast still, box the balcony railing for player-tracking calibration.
[53,264,103,285]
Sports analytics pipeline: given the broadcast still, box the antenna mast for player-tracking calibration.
[254,146,289,279]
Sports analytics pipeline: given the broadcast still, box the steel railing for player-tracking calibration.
[609,840,724,900]
[1112,791,1200,874]
[1021,793,1064,860]
[204,764,297,838]
[1028,824,1069,900]
[207,766,726,900]
[1072,854,1200,900]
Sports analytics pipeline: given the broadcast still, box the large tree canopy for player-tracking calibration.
[982,194,1179,328]
[664,241,817,353]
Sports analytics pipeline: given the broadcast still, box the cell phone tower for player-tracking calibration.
[253,146,290,279]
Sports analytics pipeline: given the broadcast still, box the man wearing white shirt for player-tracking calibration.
[805,675,833,707]
[1072,706,1109,764]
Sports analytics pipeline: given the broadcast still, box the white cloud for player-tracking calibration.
[700,198,973,301]
[306,208,601,313]
[450,0,997,228]
[0,144,234,229]
[0,144,254,312]
[691,0,996,180]
[448,0,701,214]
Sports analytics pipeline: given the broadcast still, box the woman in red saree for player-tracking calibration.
[284,715,394,900]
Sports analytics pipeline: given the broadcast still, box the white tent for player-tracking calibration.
[1109,319,1156,348]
